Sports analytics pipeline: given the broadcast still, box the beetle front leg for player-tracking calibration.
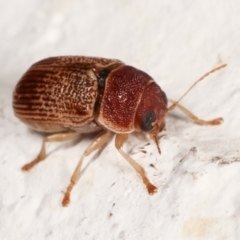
[115,134,157,195]
[169,99,223,125]
[62,131,111,207]
[22,132,80,171]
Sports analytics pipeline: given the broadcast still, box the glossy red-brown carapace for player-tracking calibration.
[98,65,167,133]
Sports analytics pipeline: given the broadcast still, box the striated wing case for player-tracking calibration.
[13,56,123,132]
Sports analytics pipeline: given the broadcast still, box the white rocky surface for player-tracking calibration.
[1,1,240,239]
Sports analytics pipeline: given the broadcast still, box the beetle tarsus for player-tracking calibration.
[208,117,223,125]
[62,184,73,207]
[62,195,70,207]
[142,174,157,194]
[147,182,158,195]
[22,155,45,171]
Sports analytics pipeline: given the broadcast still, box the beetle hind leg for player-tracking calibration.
[115,134,157,194]
[62,131,111,207]
[22,132,80,171]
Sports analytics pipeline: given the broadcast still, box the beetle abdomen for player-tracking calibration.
[13,56,122,132]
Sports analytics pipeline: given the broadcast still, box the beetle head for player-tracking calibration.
[134,82,168,153]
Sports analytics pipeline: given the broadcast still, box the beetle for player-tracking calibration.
[12,56,226,206]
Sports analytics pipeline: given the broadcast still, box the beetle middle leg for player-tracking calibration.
[169,99,223,125]
[62,131,111,207]
[115,134,157,195]
[22,132,80,171]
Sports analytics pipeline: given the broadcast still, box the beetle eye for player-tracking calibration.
[162,91,168,105]
[141,111,156,132]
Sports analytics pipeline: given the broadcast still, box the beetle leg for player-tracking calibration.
[169,99,223,125]
[115,134,157,195]
[62,131,111,207]
[22,132,79,171]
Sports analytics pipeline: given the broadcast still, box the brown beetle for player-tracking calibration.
[13,56,226,206]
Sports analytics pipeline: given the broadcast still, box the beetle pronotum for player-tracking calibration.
[13,56,226,206]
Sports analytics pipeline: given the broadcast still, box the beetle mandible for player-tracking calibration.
[13,56,226,206]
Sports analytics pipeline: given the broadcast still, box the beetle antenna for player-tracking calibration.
[168,64,227,111]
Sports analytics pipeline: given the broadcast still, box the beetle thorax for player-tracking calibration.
[97,65,168,134]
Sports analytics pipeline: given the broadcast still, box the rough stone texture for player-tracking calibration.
[1,1,240,239]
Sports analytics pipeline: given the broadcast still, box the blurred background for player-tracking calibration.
[1,1,240,239]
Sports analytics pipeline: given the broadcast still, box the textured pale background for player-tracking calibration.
[1,1,240,240]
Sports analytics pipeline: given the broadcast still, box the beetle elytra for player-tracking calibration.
[13,56,226,206]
